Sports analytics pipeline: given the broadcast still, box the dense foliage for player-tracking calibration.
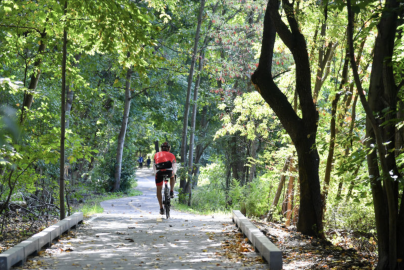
[1,0,403,268]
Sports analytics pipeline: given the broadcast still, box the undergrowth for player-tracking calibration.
[72,189,142,217]
[175,161,376,239]
[173,162,273,217]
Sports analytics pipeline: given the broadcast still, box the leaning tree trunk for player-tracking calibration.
[335,39,367,200]
[252,0,323,237]
[113,65,132,192]
[312,2,337,103]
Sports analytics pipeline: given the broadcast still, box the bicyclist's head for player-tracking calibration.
[161,142,170,152]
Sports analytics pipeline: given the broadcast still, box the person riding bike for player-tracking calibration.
[153,142,177,215]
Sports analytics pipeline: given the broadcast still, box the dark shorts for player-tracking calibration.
[155,170,172,186]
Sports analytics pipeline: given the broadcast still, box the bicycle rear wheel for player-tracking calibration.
[164,185,170,219]
[165,200,170,219]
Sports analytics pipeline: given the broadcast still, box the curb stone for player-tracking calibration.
[0,212,83,270]
[232,210,282,270]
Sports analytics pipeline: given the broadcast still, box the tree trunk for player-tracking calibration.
[396,100,404,160]
[322,49,349,213]
[248,137,259,183]
[192,105,210,189]
[180,0,206,168]
[344,166,360,201]
[113,65,132,192]
[252,0,323,237]
[65,54,81,130]
[186,51,205,206]
[293,179,300,226]
[312,3,338,102]
[347,0,402,267]
[230,133,246,183]
[335,39,366,200]
[272,156,291,208]
[285,159,296,227]
[20,32,47,124]
[59,0,68,220]
[154,140,159,153]
[336,93,358,200]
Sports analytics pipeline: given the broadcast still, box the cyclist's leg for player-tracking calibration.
[156,185,163,208]
[170,175,175,193]
[156,173,164,210]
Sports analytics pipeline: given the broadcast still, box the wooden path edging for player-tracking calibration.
[232,210,282,270]
[0,212,83,270]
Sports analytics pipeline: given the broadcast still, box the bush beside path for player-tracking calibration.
[15,169,267,269]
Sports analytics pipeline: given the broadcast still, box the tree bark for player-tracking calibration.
[230,133,246,184]
[396,100,404,159]
[192,105,210,188]
[347,0,402,268]
[285,158,296,227]
[322,48,349,213]
[113,65,132,192]
[247,138,258,183]
[312,2,338,102]
[154,140,159,153]
[65,54,81,130]
[335,39,367,200]
[293,179,300,226]
[180,0,206,168]
[186,51,205,206]
[336,94,358,200]
[179,0,205,191]
[252,0,323,237]
[59,0,68,220]
[271,156,291,210]
[20,32,47,124]
[344,166,360,201]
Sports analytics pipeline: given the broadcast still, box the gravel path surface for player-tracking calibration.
[17,169,267,269]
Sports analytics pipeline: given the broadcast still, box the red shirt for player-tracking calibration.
[154,151,176,172]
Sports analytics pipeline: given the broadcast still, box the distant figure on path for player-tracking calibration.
[153,142,177,215]
[138,156,144,169]
[146,157,151,168]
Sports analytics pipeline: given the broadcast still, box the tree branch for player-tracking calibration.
[0,24,42,34]
[252,0,301,140]
[268,0,294,48]
[272,69,291,79]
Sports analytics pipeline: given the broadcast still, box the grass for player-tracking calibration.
[72,189,142,217]
[171,194,232,217]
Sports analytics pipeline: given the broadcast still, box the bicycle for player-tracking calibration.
[162,175,171,219]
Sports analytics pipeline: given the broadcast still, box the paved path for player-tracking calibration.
[20,169,267,269]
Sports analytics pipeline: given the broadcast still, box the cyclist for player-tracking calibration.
[153,142,177,215]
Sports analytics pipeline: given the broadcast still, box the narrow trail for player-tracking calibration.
[21,169,267,269]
